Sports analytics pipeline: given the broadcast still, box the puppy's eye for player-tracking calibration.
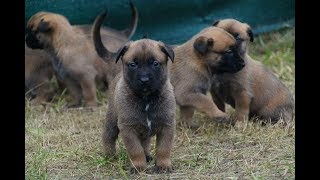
[233,33,241,41]
[153,60,160,67]
[128,62,137,68]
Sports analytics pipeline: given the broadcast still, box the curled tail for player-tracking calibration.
[92,11,115,60]
[121,0,138,40]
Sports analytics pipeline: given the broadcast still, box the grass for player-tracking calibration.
[25,27,295,179]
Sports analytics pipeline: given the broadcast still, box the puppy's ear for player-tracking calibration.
[160,43,175,63]
[247,28,254,42]
[115,45,129,63]
[193,36,214,55]
[207,38,214,46]
[38,20,51,33]
[212,20,220,26]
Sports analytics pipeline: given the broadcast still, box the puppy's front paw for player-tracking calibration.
[152,165,174,173]
[103,142,116,157]
[85,101,98,108]
[130,165,146,174]
[214,115,233,124]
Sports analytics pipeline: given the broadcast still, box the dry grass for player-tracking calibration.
[25,27,295,179]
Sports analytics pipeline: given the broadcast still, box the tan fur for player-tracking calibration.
[25,25,128,103]
[168,26,238,128]
[211,19,294,123]
[25,12,129,107]
[103,39,176,173]
[214,19,251,41]
[213,19,253,55]
[25,45,56,105]
[25,4,138,105]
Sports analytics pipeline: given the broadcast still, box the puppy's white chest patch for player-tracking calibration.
[145,104,151,129]
[147,118,151,129]
[145,104,150,111]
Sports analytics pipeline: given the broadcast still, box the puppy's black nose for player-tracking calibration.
[139,76,149,83]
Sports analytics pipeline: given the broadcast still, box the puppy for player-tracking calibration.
[25,11,108,107]
[25,9,136,107]
[25,45,56,105]
[168,27,245,128]
[210,19,294,123]
[25,1,138,105]
[102,39,176,173]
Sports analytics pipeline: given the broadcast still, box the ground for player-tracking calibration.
[25,27,295,179]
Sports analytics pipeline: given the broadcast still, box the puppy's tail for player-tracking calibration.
[92,11,115,60]
[121,0,138,40]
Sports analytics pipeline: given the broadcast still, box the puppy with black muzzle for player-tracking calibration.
[25,1,138,107]
[24,3,138,105]
[102,39,176,173]
[209,19,294,124]
[167,26,245,128]
[25,11,109,107]
[25,12,119,107]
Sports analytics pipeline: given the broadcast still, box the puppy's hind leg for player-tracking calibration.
[30,80,55,105]
[79,75,98,107]
[259,105,294,125]
[64,79,82,108]
[234,91,251,125]
[177,92,230,124]
[280,106,295,123]
[179,106,199,129]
